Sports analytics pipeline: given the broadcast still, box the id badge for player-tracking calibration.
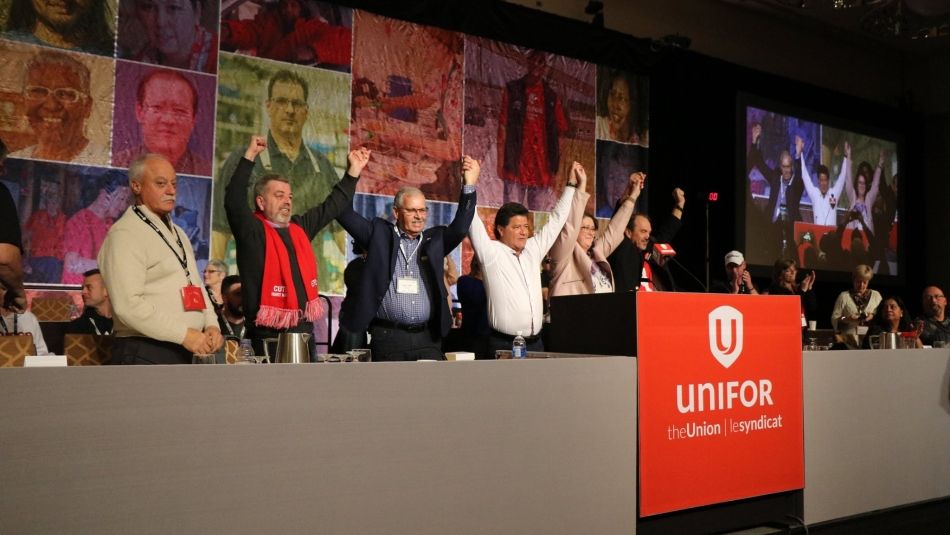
[396,277,419,294]
[181,285,206,311]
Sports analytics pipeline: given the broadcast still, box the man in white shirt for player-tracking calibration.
[468,161,580,354]
[800,137,850,227]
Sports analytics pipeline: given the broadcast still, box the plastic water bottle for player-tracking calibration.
[239,339,255,363]
[512,331,526,359]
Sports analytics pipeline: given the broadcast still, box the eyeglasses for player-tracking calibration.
[270,97,308,110]
[925,295,945,300]
[24,85,85,103]
[204,268,222,274]
[400,207,428,216]
[142,104,193,121]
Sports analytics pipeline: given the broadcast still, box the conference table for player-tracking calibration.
[0,349,947,534]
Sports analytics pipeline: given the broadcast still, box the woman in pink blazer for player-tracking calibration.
[548,165,642,296]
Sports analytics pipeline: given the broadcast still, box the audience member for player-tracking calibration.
[764,258,817,325]
[549,166,640,296]
[608,187,685,292]
[709,250,759,294]
[917,286,950,347]
[0,287,49,355]
[862,295,922,349]
[336,157,478,361]
[216,274,245,341]
[203,259,227,309]
[469,161,578,354]
[456,255,490,359]
[226,135,369,356]
[66,269,113,335]
[98,154,221,364]
[830,264,881,348]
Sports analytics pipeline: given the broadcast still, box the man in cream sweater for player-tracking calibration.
[99,154,221,364]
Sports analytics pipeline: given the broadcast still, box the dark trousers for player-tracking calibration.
[112,337,191,365]
[487,329,544,357]
[369,324,442,361]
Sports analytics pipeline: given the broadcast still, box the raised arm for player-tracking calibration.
[534,163,580,254]
[548,162,588,264]
[298,147,370,238]
[595,172,642,259]
[866,150,884,209]
[799,152,820,204]
[831,141,850,200]
[224,136,265,232]
[443,156,479,251]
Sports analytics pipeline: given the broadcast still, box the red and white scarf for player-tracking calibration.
[254,212,323,329]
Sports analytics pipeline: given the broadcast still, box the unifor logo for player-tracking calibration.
[708,305,743,368]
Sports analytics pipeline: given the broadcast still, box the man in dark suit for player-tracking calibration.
[336,157,479,361]
[748,124,804,260]
[608,188,684,292]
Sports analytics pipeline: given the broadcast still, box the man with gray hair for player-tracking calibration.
[336,157,479,361]
[98,153,221,363]
[226,135,370,356]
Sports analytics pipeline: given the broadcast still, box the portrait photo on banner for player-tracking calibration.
[116,0,220,74]
[0,39,114,167]
[349,10,463,202]
[596,139,649,218]
[463,36,595,213]
[2,159,211,287]
[111,61,216,177]
[0,0,117,56]
[212,52,351,294]
[595,65,649,147]
[219,0,352,72]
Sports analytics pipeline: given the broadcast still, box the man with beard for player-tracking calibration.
[607,188,685,293]
[113,69,210,175]
[216,274,245,341]
[62,172,130,285]
[917,286,950,347]
[11,51,106,164]
[66,269,113,335]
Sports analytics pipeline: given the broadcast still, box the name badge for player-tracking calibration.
[181,285,206,311]
[396,277,419,294]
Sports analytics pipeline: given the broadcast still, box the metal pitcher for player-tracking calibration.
[263,333,312,363]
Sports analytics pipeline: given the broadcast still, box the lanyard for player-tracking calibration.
[132,206,193,284]
[222,319,245,340]
[394,227,422,274]
[88,317,112,336]
[0,313,17,335]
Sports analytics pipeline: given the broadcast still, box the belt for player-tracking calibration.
[490,328,541,344]
[371,318,427,333]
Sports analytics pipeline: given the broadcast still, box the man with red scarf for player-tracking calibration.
[226,135,370,357]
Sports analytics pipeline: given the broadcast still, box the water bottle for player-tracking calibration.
[239,339,255,363]
[512,331,527,359]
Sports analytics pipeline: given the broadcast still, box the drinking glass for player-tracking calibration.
[192,354,216,364]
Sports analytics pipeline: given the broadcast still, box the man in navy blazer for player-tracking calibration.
[336,157,479,361]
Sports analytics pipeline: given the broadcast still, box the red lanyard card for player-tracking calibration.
[181,285,206,311]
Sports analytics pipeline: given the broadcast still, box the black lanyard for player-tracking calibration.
[132,206,193,284]
[0,313,17,335]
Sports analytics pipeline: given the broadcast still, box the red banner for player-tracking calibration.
[637,292,804,517]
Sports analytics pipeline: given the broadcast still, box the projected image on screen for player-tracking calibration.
[744,106,899,276]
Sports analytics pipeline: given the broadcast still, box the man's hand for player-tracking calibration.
[204,327,224,353]
[878,149,886,169]
[751,123,762,146]
[244,135,267,161]
[625,172,645,205]
[183,328,213,355]
[570,161,587,190]
[844,140,851,160]
[673,188,685,210]
[795,135,804,158]
[347,147,372,177]
[462,155,480,185]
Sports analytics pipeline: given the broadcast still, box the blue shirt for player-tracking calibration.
[377,229,430,325]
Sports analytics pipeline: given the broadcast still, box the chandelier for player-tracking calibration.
[776,0,950,39]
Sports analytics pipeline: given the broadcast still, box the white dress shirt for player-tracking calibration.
[468,186,575,337]
[800,154,849,227]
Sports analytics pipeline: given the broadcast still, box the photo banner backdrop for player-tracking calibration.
[0,1,650,303]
